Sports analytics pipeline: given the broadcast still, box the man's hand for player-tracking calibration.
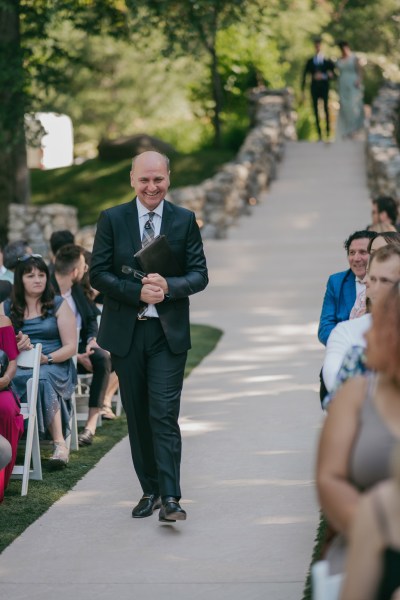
[85,338,99,355]
[140,283,165,305]
[16,331,33,352]
[142,273,168,294]
[77,353,93,372]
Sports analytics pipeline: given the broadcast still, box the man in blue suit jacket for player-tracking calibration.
[318,230,375,345]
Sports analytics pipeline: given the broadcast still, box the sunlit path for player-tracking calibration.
[0,140,370,600]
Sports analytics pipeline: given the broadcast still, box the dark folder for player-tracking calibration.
[134,235,183,277]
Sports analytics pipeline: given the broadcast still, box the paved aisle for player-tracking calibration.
[0,141,370,600]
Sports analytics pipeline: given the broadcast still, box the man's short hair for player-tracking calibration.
[50,230,75,255]
[344,230,376,254]
[3,240,30,270]
[54,244,84,276]
[369,244,400,268]
[372,196,399,225]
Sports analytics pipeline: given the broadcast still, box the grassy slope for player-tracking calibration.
[0,324,222,553]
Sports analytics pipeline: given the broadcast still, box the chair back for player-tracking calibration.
[17,344,42,415]
[312,561,343,600]
[12,343,43,495]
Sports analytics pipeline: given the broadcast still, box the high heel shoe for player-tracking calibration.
[49,442,69,469]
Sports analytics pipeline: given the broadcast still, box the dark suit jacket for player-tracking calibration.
[302,56,335,92]
[50,275,99,353]
[90,199,208,357]
[318,269,356,346]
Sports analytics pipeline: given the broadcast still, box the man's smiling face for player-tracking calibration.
[130,151,170,211]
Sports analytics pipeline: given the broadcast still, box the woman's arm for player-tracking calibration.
[0,358,16,390]
[41,301,77,364]
[340,486,385,600]
[316,376,367,535]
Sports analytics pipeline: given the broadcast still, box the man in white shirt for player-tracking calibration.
[323,245,400,393]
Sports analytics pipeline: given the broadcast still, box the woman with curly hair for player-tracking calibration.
[2,255,76,468]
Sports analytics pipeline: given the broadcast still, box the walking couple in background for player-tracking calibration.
[302,37,365,141]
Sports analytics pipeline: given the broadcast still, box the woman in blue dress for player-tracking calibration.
[2,255,77,468]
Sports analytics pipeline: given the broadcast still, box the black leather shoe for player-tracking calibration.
[132,494,161,518]
[159,496,187,522]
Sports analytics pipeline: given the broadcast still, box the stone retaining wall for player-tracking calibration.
[366,81,400,200]
[8,87,296,255]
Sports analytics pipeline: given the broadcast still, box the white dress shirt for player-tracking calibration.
[322,313,372,391]
[136,197,164,318]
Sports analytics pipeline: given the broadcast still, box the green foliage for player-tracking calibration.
[30,148,236,226]
[0,323,222,552]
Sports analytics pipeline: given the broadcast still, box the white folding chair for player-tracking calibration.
[312,560,344,600]
[11,343,43,496]
[67,328,81,451]
[112,386,123,417]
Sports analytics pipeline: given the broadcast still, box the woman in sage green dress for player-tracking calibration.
[336,41,364,140]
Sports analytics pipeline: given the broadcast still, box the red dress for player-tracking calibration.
[0,325,23,502]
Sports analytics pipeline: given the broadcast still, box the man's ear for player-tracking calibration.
[379,210,388,222]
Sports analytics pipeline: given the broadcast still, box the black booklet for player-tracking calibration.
[134,235,183,277]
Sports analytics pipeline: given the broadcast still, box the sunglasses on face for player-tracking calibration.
[17,254,42,262]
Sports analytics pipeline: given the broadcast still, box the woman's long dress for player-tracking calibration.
[336,54,364,138]
[0,325,23,502]
[4,296,76,440]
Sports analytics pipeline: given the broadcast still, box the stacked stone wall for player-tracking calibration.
[8,87,296,256]
[366,81,400,200]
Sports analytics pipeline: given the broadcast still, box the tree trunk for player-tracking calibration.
[0,0,30,239]
[210,47,224,148]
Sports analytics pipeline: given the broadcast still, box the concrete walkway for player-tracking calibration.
[0,141,370,600]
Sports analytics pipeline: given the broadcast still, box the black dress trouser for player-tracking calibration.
[111,319,187,500]
[311,82,330,138]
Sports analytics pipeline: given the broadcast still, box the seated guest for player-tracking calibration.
[348,233,400,319]
[0,314,24,501]
[2,240,32,280]
[316,284,400,575]
[0,435,12,471]
[368,196,399,233]
[81,249,119,420]
[318,230,376,345]
[323,245,400,397]
[2,255,77,468]
[51,245,112,445]
[0,242,14,284]
[49,230,75,264]
[368,231,400,255]
[341,443,400,600]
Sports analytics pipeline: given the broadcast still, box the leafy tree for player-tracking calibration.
[0,0,128,227]
[127,0,266,147]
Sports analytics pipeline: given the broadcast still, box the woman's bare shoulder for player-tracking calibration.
[0,314,12,327]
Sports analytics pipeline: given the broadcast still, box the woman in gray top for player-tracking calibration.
[316,283,400,574]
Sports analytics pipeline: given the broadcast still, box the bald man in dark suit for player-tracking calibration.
[90,151,208,523]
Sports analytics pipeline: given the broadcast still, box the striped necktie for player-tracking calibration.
[142,212,155,247]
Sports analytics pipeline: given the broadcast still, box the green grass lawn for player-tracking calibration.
[0,323,222,554]
[302,513,328,600]
[31,148,235,227]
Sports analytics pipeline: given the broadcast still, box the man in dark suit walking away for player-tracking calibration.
[301,37,335,141]
[90,151,208,523]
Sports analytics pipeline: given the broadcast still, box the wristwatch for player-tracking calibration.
[47,355,54,365]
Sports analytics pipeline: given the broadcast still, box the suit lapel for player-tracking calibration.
[160,200,174,237]
[125,199,142,253]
